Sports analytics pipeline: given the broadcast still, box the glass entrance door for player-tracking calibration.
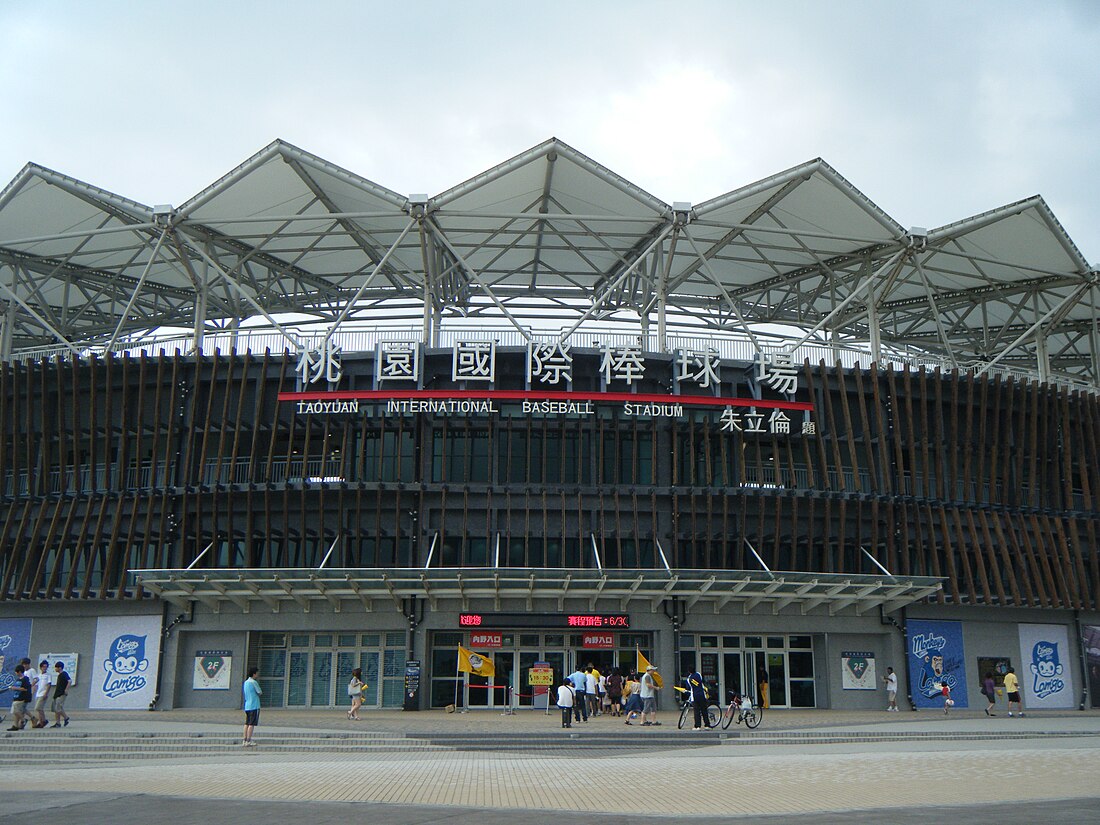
[466,649,513,708]
[721,651,742,701]
[750,650,787,708]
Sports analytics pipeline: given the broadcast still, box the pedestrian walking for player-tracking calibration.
[346,667,365,720]
[639,664,662,726]
[6,665,31,731]
[982,671,997,716]
[940,680,954,715]
[241,666,262,747]
[883,666,899,711]
[50,661,70,727]
[584,666,600,717]
[30,660,51,728]
[1003,666,1025,716]
[622,671,642,724]
[556,677,575,728]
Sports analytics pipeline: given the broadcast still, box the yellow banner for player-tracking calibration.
[458,645,496,677]
[636,647,664,687]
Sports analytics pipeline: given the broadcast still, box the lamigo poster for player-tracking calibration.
[1018,624,1075,709]
[906,619,968,709]
[89,614,162,709]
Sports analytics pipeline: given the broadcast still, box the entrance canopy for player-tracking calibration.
[131,567,942,617]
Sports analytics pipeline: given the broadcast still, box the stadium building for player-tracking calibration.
[0,139,1097,713]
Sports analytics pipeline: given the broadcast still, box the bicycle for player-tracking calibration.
[720,692,763,729]
[676,690,722,729]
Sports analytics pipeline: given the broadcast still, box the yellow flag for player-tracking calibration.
[457,646,496,677]
[636,647,663,687]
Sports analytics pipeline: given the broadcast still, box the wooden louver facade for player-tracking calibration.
[0,350,1097,611]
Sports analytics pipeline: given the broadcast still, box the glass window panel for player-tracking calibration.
[432,679,461,707]
[336,651,358,706]
[467,538,488,566]
[789,679,816,708]
[286,651,309,706]
[432,646,458,675]
[789,651,814,679]
[384,648,405,678]
[383,679,405,707]
[256,678,284,707]
[311,652,332,705]
[259,648,285,678]
[360,652,380,705]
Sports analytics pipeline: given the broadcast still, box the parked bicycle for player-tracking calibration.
[720,691,763,729]
[676,688,722,729]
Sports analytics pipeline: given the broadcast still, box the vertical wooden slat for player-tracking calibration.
[935,504,962,602]
[962,509,993,604]
[836,364,861,491]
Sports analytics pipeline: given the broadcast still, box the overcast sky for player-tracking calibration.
[2,1,1097,262]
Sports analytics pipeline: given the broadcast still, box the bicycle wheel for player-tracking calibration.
[720,703,736,730]
[705,702,722,729]
[678,702,690,730]
[742,703,762,729]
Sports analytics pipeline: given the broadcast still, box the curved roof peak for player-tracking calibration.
[431,136,670,217]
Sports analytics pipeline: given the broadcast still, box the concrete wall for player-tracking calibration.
[5,598,1096,711]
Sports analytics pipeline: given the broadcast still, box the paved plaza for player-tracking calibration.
[1,708,1098,822]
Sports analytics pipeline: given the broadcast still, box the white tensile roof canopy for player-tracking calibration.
[0,138,1095,387]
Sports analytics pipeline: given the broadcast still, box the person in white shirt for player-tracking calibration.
[883,666,899,711]
[584,666,600,717]
[31,660,52,728]
[556,678,575,728]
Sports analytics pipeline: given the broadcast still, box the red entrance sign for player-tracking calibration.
[470,632,502,648]
[582,633,615,649]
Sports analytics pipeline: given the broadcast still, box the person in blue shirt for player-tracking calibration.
[242,666,262,747]
[567,666,588,723]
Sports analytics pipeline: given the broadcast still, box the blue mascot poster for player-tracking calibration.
[906,619,968,709]
[0,619,32,692]
[1018,623,1074,709]
[89,614,162,709]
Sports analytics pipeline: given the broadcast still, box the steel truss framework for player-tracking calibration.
[0,138,1096,385]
